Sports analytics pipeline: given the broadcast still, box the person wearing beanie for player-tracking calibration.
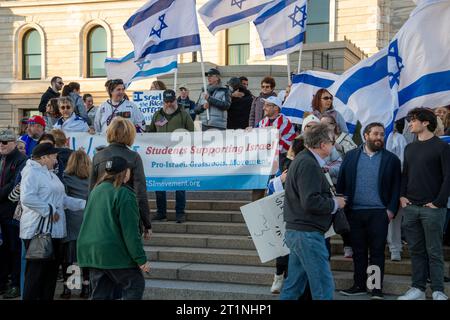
[20,143,86,300]
[20,115,46,156]
[77,156,150,300]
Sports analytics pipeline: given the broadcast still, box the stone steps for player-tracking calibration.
[151,221,249,236]
[149,199,249,211]
[147,233,255,250]
[152,209,245,223]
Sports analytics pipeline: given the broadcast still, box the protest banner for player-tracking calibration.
[241,191,336,263]
[67,128,279,191]
[133,90,164,125]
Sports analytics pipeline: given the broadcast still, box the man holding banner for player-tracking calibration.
[149,90,194,223]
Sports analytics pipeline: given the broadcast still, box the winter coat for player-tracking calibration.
[63,174,89,242]
[195,83,231,129]
[148,105,194,133]
[227,86,253,129]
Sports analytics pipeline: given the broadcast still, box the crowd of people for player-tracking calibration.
[0,68,449,301]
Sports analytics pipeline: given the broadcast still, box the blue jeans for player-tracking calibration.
[280,230,335,300]
[155,191,186,219]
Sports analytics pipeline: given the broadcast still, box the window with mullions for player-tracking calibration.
[305,0,330,43]
[226,23,250,65]
[22,29,41,80]
[87,26,107,77]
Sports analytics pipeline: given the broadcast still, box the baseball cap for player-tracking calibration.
[163,89,176,102]
[205,68,220,77]
[302,114,321,131]
[227,77,241,88]
[0,129,17,142]
[105,156,130,174]
[27,115,46,128]
[262,96,283,109]
[31,143,58,158]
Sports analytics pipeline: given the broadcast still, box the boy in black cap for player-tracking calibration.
[148,90,194,223]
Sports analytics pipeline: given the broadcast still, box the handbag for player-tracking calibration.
[26,205,54,261]
[324,172,350,235]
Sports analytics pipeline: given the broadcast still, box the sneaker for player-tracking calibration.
[432,291,449,300]
[176,219,184,224]
[444,276,450,283]
[391,252,401,261]
[3,286,20,299]
[371,289,384,300]
[340,285,367,296]
[152,215,167,222]
[270,274,284,294]
[398,287,425,300]
[343,247,353,258]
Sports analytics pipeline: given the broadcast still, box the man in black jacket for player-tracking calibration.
[38,76,63,114]
[337,122,401,300]
[0,129,27,299]
[227,77,253,129]
[280,124,346,300]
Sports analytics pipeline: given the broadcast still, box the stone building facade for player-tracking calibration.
[0,0,416,129]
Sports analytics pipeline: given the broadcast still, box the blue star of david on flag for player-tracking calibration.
[288,5,307,29]
[388,40,404,88]
[231,0,246,10]
[150,14,168,38]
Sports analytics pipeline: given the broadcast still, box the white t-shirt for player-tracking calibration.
[94,99,145,133]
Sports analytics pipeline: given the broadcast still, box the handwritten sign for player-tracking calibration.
[133,90,164,125]
[240,191,336,263]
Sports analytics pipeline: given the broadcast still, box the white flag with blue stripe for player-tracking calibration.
[281,70,358,134]
[389,0,450,120]
[123,0,201,62]
[105,52,177,87]
[254,0,308,60]
[199,0,274,35]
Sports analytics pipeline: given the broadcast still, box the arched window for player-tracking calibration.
[87,26,107,77]
[22,29,41,80]
[305,0,330,43]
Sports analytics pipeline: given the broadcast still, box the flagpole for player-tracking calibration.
[173,59,178,91]
[297,48,303,74]
[199,49,210,121]
[287,54,292,85]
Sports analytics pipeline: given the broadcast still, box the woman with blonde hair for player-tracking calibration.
[90,117,151,240]
[60,150,91,299]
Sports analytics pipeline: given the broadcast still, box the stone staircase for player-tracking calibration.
[144,191,450,300]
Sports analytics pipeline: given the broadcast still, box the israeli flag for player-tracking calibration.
[390,0,450,120]
[105,52,177,87]
[282,70,358,133]
[199,0,274,35]
[254,0,308,60]
[124,0,201,62]
[328,48,397,133]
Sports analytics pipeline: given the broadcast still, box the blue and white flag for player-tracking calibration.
[328,48,397,133]
[254,0,308,60]
[199,0,274,35]
[389,0,450,120]
[282,70,358,133]
[105,52,177,87]
[124,0,201,62]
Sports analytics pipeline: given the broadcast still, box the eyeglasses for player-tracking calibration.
[1,141,10,145]
[321,96,333,101]
[60,105,72,110]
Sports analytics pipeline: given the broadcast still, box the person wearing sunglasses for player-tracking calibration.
[38,76,64,114]
[0,129,27,299]
[95,79,146,134]
[53,98,92,133]
[248,76,277,129]
[311,89,349,134]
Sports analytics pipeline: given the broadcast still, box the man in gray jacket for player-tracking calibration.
[195,68,231,130]
[280,123,346,300]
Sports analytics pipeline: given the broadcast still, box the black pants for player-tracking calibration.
[348,209,389,289]
[90,268,145,300]
[0,218,21,288]
[22,239,61,300]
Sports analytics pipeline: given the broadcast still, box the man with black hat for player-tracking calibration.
[195,68,231,130]
[148,89,194,223]
[0,129,27,298]
[227,77,253,129]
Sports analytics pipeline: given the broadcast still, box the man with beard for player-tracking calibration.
[149,89,194,223]
[20,115,46,156]
[337,122,401,299]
